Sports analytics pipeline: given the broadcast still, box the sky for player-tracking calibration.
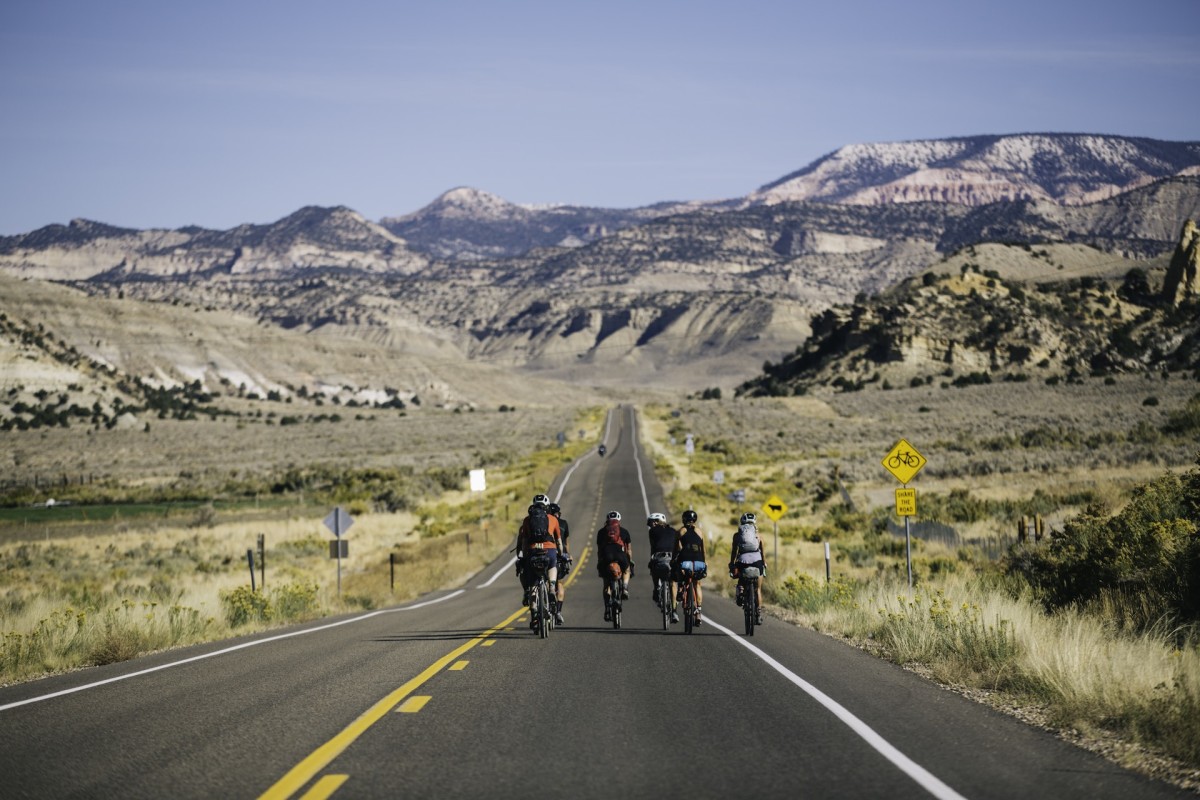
[1,0,1197,235]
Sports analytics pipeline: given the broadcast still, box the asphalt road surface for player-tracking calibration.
[0,406,1190,799]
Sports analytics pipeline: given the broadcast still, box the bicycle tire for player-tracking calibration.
[744,579,756,636]
[683,580,695,635]
[538,580,549,639]
[659,580,669,630]
[610,577,622,630]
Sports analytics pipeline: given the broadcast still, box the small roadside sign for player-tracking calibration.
[895,488,917,517]
[762,495,787,522]
[469,469,486,492]
[713,470,724,485]
[324,506,354,538]
[882,439,927,484]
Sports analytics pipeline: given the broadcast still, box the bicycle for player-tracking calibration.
[737,565,762,637]
[607,573,623,629]
[676,561,705,634]
[650,553,673,630]
[526,554,553,639]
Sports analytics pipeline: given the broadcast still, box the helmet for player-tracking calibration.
[532,494,550,507]
[647,512,666,526]
[740,512,756,525]
[548,503,561,516]
[682,509,698,525]
[607,510,622,521]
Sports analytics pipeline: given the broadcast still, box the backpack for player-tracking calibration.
[734,523,760,553]
[605,518,623,547]
[528,505,551,544]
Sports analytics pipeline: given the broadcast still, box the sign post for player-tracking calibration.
[762,495,788,574]
[324,506,354,596]
[881,439,927,590]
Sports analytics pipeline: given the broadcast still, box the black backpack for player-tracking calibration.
[528,505,551,543]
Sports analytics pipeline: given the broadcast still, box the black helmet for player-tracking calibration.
[548,503,561,516]
[682,509,698,525]
[607,510,621,521]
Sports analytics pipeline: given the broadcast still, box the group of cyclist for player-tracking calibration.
[515,492,767,628]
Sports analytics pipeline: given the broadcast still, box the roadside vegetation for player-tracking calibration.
[642,385,1200,787]
[0,406,604,686]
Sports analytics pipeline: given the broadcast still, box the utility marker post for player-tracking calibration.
[470,469,487,544]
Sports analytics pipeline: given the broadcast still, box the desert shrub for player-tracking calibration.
[1006,462,1200,625]
[222,586,272,627]
[1163,392,1200,436]
[271,582,320,621]
[773,573,856,613]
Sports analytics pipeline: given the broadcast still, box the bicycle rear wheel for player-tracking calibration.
[610,577,622,629]
[659,580,669,630]
[538,581,550,639]
[683,581,695,634]
[744,580,756,636]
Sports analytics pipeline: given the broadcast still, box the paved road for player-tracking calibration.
[0,406,1189,799]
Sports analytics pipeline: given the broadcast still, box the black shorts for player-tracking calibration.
[597,550,629,577]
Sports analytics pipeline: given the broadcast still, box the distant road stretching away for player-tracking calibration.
[0,407,1189,799]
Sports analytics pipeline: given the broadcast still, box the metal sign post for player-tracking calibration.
[881,440,927,591]
[761,495,787,575]
[324,506,354,596]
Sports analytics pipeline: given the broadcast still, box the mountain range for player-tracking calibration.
[1,133,1198,411]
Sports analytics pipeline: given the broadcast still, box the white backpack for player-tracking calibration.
[734,523,760,553]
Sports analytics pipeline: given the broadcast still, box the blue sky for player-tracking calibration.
[1,0,1196,235]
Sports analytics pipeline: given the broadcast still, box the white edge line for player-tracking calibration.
[0,589,466,712]
[479,555,519,588]
[630,407,650,518]
[706,617,969,800]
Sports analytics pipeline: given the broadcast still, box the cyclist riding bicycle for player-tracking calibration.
[516,494,564,625]
[596,510,632,621]
[673,509,707,626]
[729,511,767,626]
[646,512,679,622]
[548,502,571,626]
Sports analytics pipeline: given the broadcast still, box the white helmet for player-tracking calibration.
[647,512,667,525]
[532,494,550,507]
[607,510,622,521]
[740,512,757,525]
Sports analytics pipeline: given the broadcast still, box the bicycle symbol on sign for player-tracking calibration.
[887,450,923,470]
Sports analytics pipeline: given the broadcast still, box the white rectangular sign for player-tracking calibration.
[469,469,486,492]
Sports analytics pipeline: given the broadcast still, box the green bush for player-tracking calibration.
[272,582,320,621]
[222,586,272,627]
[1006,459,1200,625]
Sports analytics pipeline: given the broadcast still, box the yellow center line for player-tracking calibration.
[448,661,468,671]
[396,696,431,713]
[482,640,496,647]
[257,605,527,800]
[298,774,347,800]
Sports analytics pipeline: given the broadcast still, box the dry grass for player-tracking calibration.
[636,381,1200,787]
[0,406,605,685]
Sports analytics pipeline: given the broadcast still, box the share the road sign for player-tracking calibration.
[882,439,927,484]
[895,488,917,517]
[762,495,787,522]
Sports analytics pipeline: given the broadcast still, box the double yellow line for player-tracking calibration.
[259,544,591,800]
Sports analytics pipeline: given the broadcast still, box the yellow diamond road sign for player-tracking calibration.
[762,495,787,522]
[882,439,927,484]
